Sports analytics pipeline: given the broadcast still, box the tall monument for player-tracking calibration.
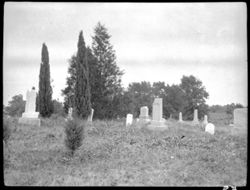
[18,87,40,126]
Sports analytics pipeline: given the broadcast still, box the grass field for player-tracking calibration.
[4,114,247,186]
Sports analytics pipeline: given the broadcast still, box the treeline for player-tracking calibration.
[3,22,245,120]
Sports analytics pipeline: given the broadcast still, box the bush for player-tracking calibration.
[64,119,85,156]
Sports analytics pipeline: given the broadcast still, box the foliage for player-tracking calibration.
[52,99,65,116]
[91,22,124,119]
[38,43,53,117]
[64,119,85,156]
[74,31,92,119]
[5,94,25,117]
[62,55,77,113]
[179,75,209,120]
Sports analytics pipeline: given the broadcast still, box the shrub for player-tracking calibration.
[64,119,85,156]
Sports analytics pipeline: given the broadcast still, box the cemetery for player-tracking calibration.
[3,2,247,187]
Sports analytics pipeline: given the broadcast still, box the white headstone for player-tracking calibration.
[152,98,163,121]
[87,108,94,122]
[205,123,215,135]
[126,114,133,126]
[18,87,40,126]
[149,98,167,128]
[192,109,199,125]
[179,112,183,122]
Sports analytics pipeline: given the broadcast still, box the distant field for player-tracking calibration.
[4,114,247,186]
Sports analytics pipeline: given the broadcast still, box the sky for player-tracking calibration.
[3,2,247,107]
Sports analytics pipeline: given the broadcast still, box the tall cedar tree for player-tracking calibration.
[92,22,123,119]
[74,31,91,119]
[38,43,53,117]
[62,47,96,114]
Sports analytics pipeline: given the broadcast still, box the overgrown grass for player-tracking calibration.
[4,114,247,186]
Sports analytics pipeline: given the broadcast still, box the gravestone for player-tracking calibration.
[18,87,40,126]
[87,108,94,122]
[148,98,167,129]
[178,112,183,122]
[126,114,133,126]
[205,123,215,135]
[192,109,199,125]
[139,106,150,123]
[231,108,247,135]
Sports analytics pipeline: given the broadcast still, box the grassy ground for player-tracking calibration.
[4,115,247,186]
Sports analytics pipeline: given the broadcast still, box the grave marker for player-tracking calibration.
[18,87,40,126]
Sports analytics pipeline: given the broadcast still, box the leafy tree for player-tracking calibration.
[179,75,209,120]
[5,94,25,117]
[91,22,124,119]
[38,43,53,117]
[126,81,154,117]
[164,84,188,119]
[74,31,91,119]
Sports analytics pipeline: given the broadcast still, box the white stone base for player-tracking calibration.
[18,117,41,126]
[22,112,39,118]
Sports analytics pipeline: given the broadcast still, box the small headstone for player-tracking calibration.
[87,108,94,122]
[18,87,40,126]
[178,112,183,122]
[192,109,199,125]
[126,114,133,126]
[139,106,150,123]
[205,123,215,135]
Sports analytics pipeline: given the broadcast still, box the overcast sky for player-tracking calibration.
[3,2,247,107]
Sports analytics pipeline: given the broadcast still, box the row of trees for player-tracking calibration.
[4,21,243,120]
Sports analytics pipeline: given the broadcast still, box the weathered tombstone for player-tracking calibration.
[205,123,215,135]
[87,108,94,122]
[126,114,133,126]
[231,108,247,135]
[18,87,40,126]
[148,98,167,129]
[192,109,199,125]
[178,112,183,122]
[139,106,150,123]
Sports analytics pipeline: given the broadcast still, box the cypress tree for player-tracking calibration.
[38,43,53,117]
[74,31,91,119]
